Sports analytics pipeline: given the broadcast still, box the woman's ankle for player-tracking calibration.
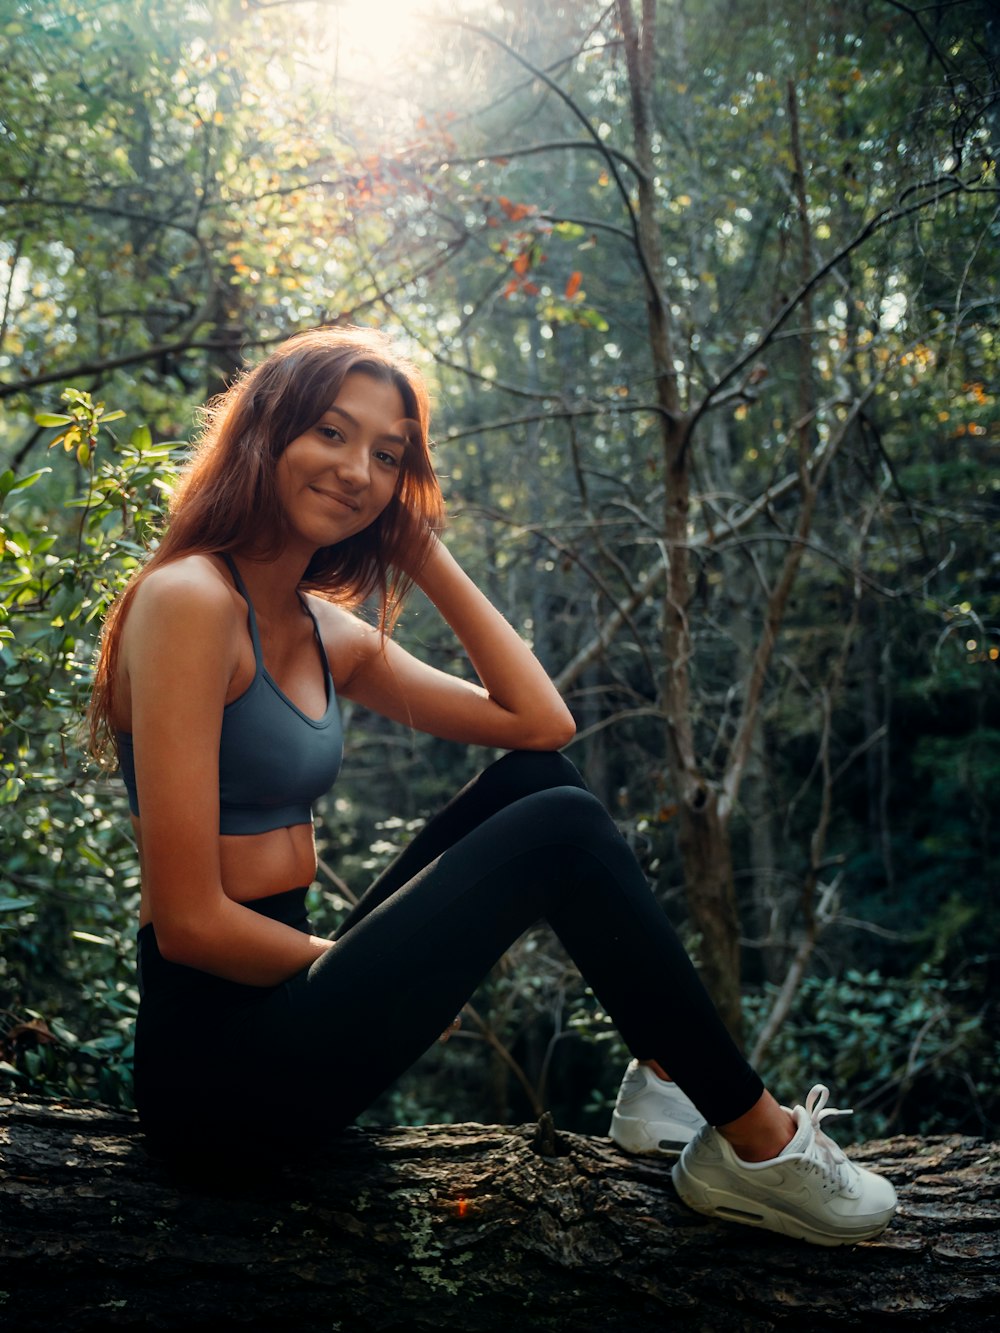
[638,1059,673,1082]
[716,1091,796,1163]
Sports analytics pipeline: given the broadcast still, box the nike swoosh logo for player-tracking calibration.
[750,1169,815,1204]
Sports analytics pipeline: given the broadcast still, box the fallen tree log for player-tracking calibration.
[1,1093,998,1331]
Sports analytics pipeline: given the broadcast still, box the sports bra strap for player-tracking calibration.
[221,552,328,679]
[221,552,264,665]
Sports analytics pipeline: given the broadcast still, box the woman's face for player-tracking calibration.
[275,370,411,553]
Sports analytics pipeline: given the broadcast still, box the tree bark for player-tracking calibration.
[2,1094,998,1331]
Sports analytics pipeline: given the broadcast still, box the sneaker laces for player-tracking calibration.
[798,1084,857,1192]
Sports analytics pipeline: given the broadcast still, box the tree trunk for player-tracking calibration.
[3,1094,997,1332]
[675,789,744,1040]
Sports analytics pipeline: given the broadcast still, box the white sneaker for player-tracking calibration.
[671,1084,897,1246]
[609,1059,707,1155]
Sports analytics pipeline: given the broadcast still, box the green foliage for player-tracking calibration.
[1,395,179,1107]
[745,964,1000,1142]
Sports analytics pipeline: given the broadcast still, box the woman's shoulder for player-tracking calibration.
[134,553,236,609]
[115,555,247,733]
[127,554,242,640]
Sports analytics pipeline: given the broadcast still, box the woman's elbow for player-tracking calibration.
[525,708,576,751]
[152,921,195,967]
[552,713,577,749]
[153,914,217,969]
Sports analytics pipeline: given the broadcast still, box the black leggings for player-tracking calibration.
[134,751,763,1157]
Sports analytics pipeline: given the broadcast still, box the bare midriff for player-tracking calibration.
[134,817,318,928]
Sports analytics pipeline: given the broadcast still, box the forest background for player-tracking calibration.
[0,0,997,1144]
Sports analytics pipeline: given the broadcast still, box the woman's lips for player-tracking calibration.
[311,486,359,512]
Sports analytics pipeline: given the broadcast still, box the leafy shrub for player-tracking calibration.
[1,393,179,1108]
[744,963,999,1142]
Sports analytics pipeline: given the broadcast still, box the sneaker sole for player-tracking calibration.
[671,1159,895,1247]
[610,1112,697,1156]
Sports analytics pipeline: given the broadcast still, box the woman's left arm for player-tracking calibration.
[333,535,576,750]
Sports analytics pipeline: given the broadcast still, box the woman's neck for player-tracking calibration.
[228,545,315,618]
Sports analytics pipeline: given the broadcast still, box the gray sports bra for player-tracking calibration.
[118,555,344,834]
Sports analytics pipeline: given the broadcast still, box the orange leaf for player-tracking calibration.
[502,278,519,299]
[499,196,533,221]
[512,253,530,276]
[565,270,582,299]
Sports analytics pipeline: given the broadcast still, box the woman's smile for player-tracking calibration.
[309,485,360,513]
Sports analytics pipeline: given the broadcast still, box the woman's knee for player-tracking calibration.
[531,783,615,839]
[480,749,586,804]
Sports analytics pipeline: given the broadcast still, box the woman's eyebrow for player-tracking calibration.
[321,404,415,446]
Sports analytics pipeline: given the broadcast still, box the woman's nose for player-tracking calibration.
[334,445,370,489]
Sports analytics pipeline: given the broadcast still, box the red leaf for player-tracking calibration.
[565,270,582,299]
[499,196,534,222]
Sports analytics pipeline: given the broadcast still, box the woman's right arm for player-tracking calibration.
[123,562,333,986]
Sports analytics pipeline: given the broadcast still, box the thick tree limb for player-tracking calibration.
[1,1095,997,1331]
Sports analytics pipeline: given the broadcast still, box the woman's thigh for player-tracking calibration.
[336,749,587,936]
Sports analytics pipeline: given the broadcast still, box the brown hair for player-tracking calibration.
[88,325,445,764]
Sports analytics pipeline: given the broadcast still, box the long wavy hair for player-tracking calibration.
[89,326,445,765]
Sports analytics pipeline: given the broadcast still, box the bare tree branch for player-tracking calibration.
[433,141,647,180]
[689,173,989,433]
[719,383,881,820]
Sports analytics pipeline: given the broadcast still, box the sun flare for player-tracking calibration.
[320,0,429,74]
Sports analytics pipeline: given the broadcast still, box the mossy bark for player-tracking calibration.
[1,1094,998,1331]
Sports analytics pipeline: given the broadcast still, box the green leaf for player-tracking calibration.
[578,308,610,332]
[0,777,25,803]
[34,412,74,428]
[129,424,152,450]
[99,410,126,424]
[6,467,52,495]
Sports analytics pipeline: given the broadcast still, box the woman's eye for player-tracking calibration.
[376,450,402,468]
[318,425,344,441]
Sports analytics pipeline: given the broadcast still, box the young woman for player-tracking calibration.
[91,326,896,1246]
